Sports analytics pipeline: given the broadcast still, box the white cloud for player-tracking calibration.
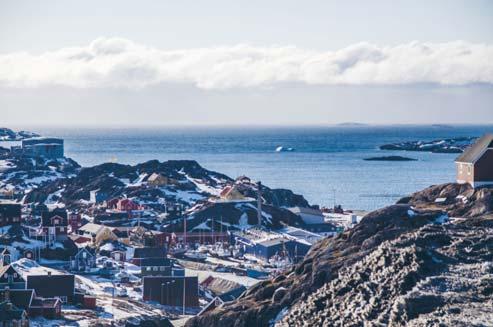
[0,37,492,89]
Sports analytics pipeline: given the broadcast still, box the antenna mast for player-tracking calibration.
[257,181,262,228]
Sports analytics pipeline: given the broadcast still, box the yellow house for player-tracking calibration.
[147,173,176,187]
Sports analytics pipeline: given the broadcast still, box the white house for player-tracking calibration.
[288,206,325,224]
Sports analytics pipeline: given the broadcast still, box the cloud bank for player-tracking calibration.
[0,38,492,89]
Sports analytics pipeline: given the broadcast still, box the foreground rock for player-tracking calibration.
[186,184,493,327]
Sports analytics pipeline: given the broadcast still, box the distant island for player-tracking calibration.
[336,122,369,127]
[380,136,476,153]
[364,156,417,161]
[0,127,40,141]
[431,124,454,129]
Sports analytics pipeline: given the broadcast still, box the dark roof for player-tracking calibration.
[456,133,493,163]
[218,286,246,302]
[30,297,61,308]
[0,301,26,321]
[0,265,25,282]
[26,274,74,299]
[257,238,291,247]
[140,257,172,267]
[303,223,339,232]
[0,289,34,309]
[41,209,68,227]
[0,203,21,218]
[133,247,166,259]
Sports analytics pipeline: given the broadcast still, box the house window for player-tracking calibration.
[467,165,472,175]
[146,267,151,271]
[153,267,158,271]
[60,227,65,232]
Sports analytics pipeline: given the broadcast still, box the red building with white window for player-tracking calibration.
[38,209,69,242]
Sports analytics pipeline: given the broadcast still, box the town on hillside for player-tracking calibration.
[1,133,492,325]
[0,135,368,326]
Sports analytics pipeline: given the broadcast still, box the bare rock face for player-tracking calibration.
[278,220,493,326]
[398,183,493,217]
[187,184,493,327]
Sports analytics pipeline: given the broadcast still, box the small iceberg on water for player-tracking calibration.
[275,146,295,152]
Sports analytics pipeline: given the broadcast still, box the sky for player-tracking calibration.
[0,0,492,126]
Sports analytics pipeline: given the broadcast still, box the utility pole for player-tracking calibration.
[182,276,186,315]
[333,188,336,209]
[257,181,262,228]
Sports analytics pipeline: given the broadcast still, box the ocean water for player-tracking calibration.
[30,125,492,211]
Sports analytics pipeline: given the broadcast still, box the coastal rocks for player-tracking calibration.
[380,137,476,153]
[398,183,493,217]
[0,127,40,141]
[175,201,304,232]
[0,156,80,194]
[186,186,493,327]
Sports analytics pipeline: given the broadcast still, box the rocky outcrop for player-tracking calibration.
[0,127,40,141]
[380,137,476,153]
[398,183,493,218]
[186,185,493,327]
[166,201,305,232]
[364,156,417,161]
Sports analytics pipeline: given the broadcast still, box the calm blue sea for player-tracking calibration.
[29,125,492,211]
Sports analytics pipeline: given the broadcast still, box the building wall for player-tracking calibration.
[21,138,64,159]
[299,213,324,224]
[456,162,474,185]
[0,204,22,227]
[160,277,199,307]
[474,150,493,183]
[141,266,172,277]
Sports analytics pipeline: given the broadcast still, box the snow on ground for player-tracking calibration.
[45,188,65,205]
[12,258,63,277]
[0,159,15,171]
[183,174,222,196]
[161,188,205,204]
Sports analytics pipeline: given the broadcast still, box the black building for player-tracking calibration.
[26,273,75,303]
[0,202,21,227]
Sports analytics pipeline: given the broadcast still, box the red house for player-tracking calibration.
[106,198,120,209]
[68,213,82,233]
[40,209,68,242]
[116,199,140,211]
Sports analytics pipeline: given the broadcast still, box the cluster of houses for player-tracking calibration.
[0,249,76,325]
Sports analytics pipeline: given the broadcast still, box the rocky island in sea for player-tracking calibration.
[363,155,417,161]
[0,127,40,141]
[380,136,477,153]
